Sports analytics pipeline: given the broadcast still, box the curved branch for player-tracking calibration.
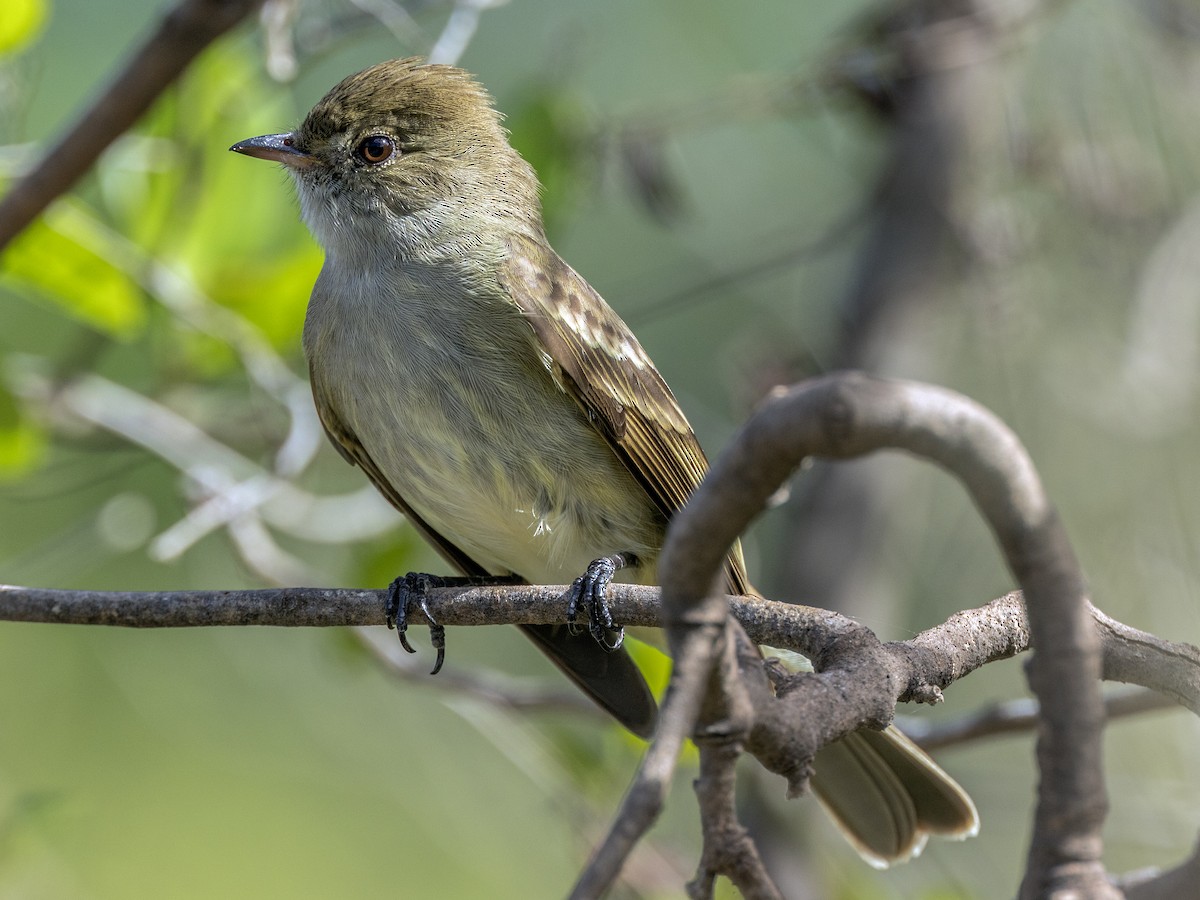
[5,546,1198,896]
[602,372,1116,897]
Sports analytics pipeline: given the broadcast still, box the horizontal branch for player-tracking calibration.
[4,583,1196,717]
[0,582,659,629]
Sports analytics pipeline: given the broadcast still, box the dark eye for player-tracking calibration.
[356,135,395,164]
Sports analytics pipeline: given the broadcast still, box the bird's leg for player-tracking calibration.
[386,573,445,673]
[565,552,638,651]
[386,573,520,675]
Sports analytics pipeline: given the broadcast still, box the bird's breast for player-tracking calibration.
[304,266,663,584]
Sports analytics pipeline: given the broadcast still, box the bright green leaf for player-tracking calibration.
[0,0,47,55]
[203,244,321,349]
[625,633,672,699]
[0,382,44,477]
[1,204,145,338]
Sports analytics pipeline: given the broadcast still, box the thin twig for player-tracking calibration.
[899,688,1179,752]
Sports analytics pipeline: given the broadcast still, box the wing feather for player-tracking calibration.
[501,235,749,595]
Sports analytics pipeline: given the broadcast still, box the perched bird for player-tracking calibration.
[231,57,977,865]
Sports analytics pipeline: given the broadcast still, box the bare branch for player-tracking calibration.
[1093,604,1200,714]
[4,579,1196,713]
[684,623,781,900]
[0,581,660,629]
[1119,835,1200,900]
[4,506,1198,897]
[623,372,1116,897]
[568,615,727,900]
[688,738,781,900]
[900,688,1180,752]
[4,580,1196,710]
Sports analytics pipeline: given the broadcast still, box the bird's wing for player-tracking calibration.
[500,233,749,595]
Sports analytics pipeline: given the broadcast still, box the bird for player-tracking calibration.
[231,57,978,865]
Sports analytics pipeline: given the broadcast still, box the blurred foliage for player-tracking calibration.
[1,0,1199,898]
[3,204,146,339]
[0,0,47,56]
[506,80,593,235]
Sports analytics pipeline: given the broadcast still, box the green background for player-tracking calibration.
[2,0,1198,897]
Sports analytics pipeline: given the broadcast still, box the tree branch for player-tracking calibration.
[572,372,1125,897]
[4,583,1195,717]
[899,688,1181,752]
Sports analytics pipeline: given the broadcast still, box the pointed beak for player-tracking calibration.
[229,133,316,169]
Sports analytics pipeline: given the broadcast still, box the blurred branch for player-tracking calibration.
[6,368,1198,896]
[7,202,390,579]
[1119,835,1200,900]
[774,0,1013,633]
[0,0,267,253]
[2,555,1196,896]
[899,688,1180,751]
[426,0,508,65]
[40,374,397,568]
[355,626,603,719]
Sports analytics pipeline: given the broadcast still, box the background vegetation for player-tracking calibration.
[1,0,1198,896]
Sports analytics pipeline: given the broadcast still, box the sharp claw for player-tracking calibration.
[385,577,402,631]
[386,572,448,666]
[560,554,637,653]
[422,598,444,675]
[387,576,413,652]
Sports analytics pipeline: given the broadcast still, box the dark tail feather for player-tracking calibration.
[520,623,658,738]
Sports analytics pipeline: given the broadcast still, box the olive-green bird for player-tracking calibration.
[231,57,978,865]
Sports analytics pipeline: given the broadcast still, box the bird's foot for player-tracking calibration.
[386,572,522,674]
[565,553,637,651]
[386,573,450,675]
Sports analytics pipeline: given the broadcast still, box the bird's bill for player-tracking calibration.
[229,133,316,168]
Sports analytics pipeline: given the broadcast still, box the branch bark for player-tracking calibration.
[6,583,1194,715]
[562,372,1189,897]
[645,372,1117,898]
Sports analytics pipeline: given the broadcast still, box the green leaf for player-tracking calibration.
[0,0,47,55]
[0,381,44,477]
[506,85,592,235]
[1,203,145,338]
[625,634,672,699]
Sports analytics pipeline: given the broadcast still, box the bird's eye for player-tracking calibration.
[356,135,395,165]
